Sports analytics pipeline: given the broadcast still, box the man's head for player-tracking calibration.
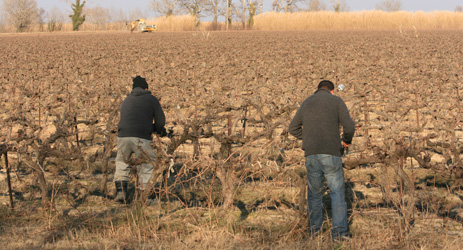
[317,80,335,92]
[132,76,148,90]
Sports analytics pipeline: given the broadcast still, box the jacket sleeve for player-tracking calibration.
[153,97,166,132]
[289,107,303,140]
[338,100,355,144]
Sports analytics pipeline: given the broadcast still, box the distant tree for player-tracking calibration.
[106,7,129,30]
[150,0,179,17]
[178,0,208,26]
[0,12,4,32]
[233,0,247,28]
[272,0,305,13]
[205,0,225,28]
[128,8,147,22]
[308,0,326,11]
[2,0,39,32]
[37,7,45,31]
[248,0,260,28]
[242,0,246,28]
[456,6,463,12]
[46,6,65,32]
[284,0,306,12]
[233,0,263,29]
[226,0,232,29]
[272,0,284,12]
[376,0,402,12]
[108,7,127,23]
[86,6,111,29]
[69,0,85,31]
[329,0,349,12]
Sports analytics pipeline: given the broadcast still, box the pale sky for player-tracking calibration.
[35,0,463,19]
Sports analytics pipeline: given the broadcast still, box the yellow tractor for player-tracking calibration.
[131,19,157,32]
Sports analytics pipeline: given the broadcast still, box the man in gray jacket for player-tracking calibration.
[289,80,355,240]
[114,76,166,203]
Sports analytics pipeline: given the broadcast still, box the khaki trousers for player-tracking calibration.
[113,137,156,190]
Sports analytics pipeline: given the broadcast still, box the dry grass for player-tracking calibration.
[253,11,463,30]
[2,153,463,249]
[148,15,196,32]
[2,11,463,33]
[2,166,463,249]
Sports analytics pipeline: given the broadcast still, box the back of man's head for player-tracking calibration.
[317,80,335,91]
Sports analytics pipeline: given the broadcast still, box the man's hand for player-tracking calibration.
[152,124,168,137]
[157,127,168,137]
[341,141,351,156]
[342,141,351,148]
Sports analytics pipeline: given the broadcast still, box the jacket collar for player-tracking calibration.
[131,87,151,96]
[314,88,332,95]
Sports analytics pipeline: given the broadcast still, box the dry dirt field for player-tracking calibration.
[1,30,463,249]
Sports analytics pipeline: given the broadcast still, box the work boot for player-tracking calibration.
[114,181,128,203]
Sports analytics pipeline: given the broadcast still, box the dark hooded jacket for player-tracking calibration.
[289,88,355,157]
[117,87,165,140]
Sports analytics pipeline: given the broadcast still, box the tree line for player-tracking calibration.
[1,0,85,32]
[3,0,461,33]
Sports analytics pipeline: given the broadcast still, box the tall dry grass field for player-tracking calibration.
[148,15,196,32]
[253,11,463,30]
[1,11,462,33]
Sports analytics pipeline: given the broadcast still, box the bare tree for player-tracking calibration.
[46,6,65,32]
[178,0,208,26]
[455,6,463,12]
[0,13,4,32]
[226,0,232,29]
[308,0,326,11]
[150,0,179,17]
[37,7,45,31]
[329,0,349,12]
[86,7,111,30]
[205,0,225,28]
[232,0,247,28]
[248,0,261,27]
[2,0,39,32]
[242,0,246,27]
[376,0,402,12]
[231,0,262,29]
[107,7,128,30]
[283,0,306,12]
[108,7,127,23]
[272,0,284,12]
[272,0,304,13]
[128,8,147,22]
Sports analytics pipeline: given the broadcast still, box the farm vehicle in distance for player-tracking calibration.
[131,19,157,33]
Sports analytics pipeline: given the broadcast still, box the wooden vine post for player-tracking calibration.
[414,83,420,128]
[228,114,232,155]
[99,97,120,194]
[1,146,14,210]
[363,85,370,147]
[215,114,235,208]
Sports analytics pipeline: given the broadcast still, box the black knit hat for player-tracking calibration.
[132,76,148,89]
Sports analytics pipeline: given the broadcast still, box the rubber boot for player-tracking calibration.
[114,181,128,203]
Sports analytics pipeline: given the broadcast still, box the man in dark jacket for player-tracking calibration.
[113,76,166,203]
[289,80,355,240]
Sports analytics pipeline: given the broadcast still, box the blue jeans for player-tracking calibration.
[305,154,348,238]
